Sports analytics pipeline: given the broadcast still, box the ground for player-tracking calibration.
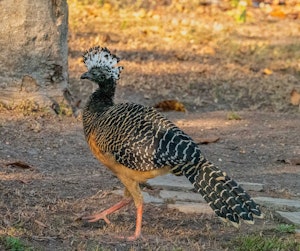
[1,0,300,250]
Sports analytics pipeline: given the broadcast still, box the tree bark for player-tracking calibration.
[0,0,69,110]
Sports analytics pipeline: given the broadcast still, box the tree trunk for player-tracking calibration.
[0,0,69,111]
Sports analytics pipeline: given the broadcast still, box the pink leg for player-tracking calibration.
[115,203,143,241]
[82,197,132,224]
[125,203,143,241]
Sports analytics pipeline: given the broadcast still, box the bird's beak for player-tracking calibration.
[81,72,92,80]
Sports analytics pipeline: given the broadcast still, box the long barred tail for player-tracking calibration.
[181,159,263,226]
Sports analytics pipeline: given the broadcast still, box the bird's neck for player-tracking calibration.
[82,86,114,138]
[85,89,114,114]
[85,82,116,114]
[83,79,116,139]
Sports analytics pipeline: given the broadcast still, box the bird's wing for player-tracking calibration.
[93,103,201,171]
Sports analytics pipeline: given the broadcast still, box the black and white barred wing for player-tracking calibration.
[94,103,202,172]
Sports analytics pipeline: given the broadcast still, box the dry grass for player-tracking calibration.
[1,1,300,250]
[68,0,300,112]
[1,109,300,250]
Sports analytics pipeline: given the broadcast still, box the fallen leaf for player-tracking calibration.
[85,6,99,17]
[5,161,33,169]
[154,100,186,112]
[200,46,215,56]
[263,68,273,75]
[290,89,300,106]
[196,136,220,145]
[269,9,286,19]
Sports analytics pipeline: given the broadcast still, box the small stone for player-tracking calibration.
[160,190,205,203]
[142,192,164,204]
[254,197,300,210]
[276,211,300,227]
[168,202,213,215]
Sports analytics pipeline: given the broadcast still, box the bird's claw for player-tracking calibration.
[82,213,111,224]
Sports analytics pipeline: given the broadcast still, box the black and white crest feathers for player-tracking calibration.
[83,46,123,80]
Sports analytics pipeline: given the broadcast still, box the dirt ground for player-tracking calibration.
[1,0,300,250]
[0,109,299,250]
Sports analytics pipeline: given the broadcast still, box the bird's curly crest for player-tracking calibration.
[83,46,123,80]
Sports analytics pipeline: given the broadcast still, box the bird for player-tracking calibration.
[80,46,263,241]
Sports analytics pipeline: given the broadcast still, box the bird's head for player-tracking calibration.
[81,46,123,87]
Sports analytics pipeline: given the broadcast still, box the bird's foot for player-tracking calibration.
[82,213,111,224]
[114,203,144,241]
[82,198,132,225]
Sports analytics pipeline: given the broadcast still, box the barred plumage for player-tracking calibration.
[80,46,263,240]
[84,103,200,171]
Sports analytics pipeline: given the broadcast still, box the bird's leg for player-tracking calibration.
[82,197,132,224]
[124,203,143,241]
[116,177,144,241]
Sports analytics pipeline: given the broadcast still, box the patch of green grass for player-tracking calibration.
[276,224,296,234]
[2,236,32,251]
[227,111,242,120]
[0,100,48,115]
[56,101,73,116]
[120,20,128,30]
[231,234,299,251]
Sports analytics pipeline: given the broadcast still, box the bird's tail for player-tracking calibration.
[176,158,263,226]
